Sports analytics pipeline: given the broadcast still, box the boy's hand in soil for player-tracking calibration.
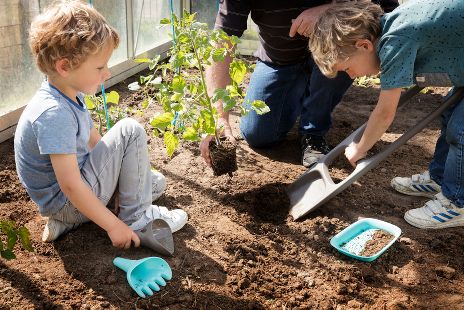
[200,120,236,166]
[345,142,367,167]
[107,220,140,249]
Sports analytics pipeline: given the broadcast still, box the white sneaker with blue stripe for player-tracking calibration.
[404,193,464,229]
[391,171,440,198]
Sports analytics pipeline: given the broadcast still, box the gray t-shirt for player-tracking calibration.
[14,81,93,216]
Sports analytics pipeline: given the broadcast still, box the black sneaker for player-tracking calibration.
[300,134,331,168]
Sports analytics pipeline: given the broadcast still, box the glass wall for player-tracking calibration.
[0,0,182,119]
[190,0,218,28]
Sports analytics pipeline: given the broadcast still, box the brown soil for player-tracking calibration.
[209,137,238,176]
[1,71,464,309]
[360,230,395,257]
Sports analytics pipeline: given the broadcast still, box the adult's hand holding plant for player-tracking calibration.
[133,11,269,176]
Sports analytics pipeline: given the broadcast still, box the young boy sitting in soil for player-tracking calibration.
[309,0,464,229]
[14,1,188,249]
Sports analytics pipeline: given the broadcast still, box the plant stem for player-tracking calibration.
[187,26,220,146]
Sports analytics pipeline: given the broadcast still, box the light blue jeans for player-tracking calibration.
[239,57,353,147]
[50,118,154,225]
[429,89,464,207]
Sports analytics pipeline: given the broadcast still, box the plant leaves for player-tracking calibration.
[160,18,171,25]
[17,227,33,252]
[6,229,17,250]
[84,96,96,110]
[164,131,179,157]
[150,112,174,131]
[251,100,270,115]
[105,91,120,105]
[212,48,226,62]
[1,249,15,260]
[172,75,186,93]
[182,127,199,141]
[200,110,216,135]
[230,60,247,85]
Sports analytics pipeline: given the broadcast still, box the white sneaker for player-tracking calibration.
[42,219,80,242]
[391,171,441,198]
[151,169,166,201]
[130,205,188,233]
[404,193,464,229]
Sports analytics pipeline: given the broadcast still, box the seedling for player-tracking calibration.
[85,91,127,135]
[0,220,33,260]
[133,11,269,175]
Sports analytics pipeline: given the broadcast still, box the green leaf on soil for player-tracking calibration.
[17,227,33,252]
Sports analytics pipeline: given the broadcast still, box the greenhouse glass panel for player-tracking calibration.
[190,0,218,28]
[132,0,179,56]
[0,0,43,116]
[93,1,128,66]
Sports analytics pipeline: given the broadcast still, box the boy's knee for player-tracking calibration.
[119,118,146,137]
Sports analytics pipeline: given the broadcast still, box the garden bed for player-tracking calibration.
[1,72,464,309]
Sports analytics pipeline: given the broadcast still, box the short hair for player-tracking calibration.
[309,0,384,78]
[29,0,120,75]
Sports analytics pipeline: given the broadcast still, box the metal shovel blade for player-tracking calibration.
[136,219,174,256]
[288,86,464,220]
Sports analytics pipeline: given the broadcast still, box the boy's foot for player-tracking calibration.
[151,170,166,201]
[131,205,188,233]
[300,134,331,168]
[42,219,80,242]
[391,171,440,198]
[404,193,464,229]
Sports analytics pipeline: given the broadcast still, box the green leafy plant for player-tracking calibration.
[85,91,127,135]
[133,11,269,157]
[0,220,33,260]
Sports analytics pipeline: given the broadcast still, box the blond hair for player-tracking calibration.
[309,0,383,78]
[29,0,119,75]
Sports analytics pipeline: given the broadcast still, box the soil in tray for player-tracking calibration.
[209,136,238,176]
[360,229,395,257]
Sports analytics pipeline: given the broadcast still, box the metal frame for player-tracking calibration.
[0,0,189,143]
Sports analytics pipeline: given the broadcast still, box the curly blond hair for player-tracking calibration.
[29,0,119,75]
[309,0,384,78]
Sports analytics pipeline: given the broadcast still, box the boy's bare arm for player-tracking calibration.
[50,153,140,249]
[345,88,402,166]
[88,127,101,150]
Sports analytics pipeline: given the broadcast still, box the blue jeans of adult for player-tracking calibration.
[429,88,464,207]
[239,57,352,148]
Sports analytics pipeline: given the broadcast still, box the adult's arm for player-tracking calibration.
[200,0,250,165]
